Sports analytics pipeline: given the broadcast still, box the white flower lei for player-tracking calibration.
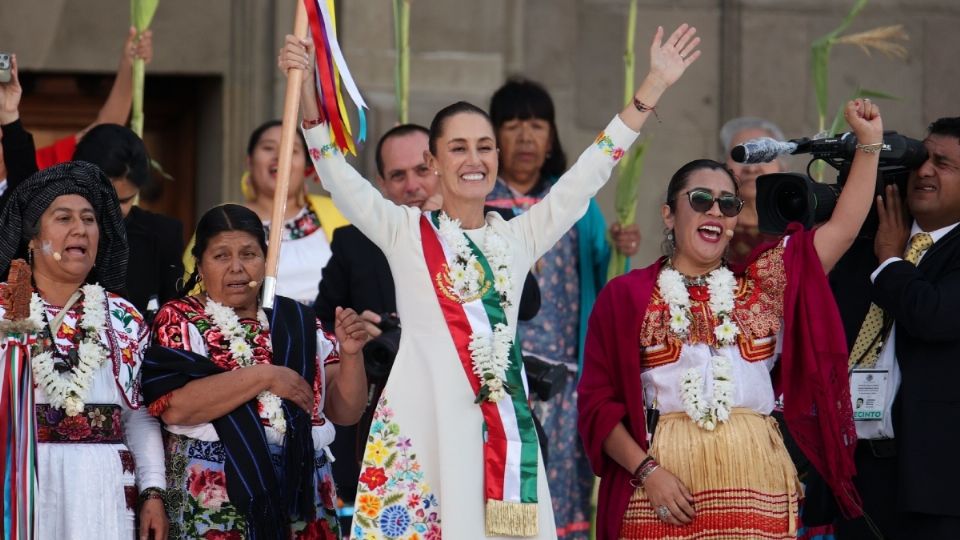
[30,284,111,416]
[657,265,739,429]
[437,212,514,403]
[204,299,287,434]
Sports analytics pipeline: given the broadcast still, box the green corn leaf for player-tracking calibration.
[130,0,159,137]
[607,141,648,281]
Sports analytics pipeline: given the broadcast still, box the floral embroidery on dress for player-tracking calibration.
[263,205,323,242]
[594,132,625,161]
[639,242,787,368]
[310,143,338,161]
[352,396,441,540]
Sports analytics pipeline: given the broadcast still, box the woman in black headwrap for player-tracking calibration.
[0,161,167,539]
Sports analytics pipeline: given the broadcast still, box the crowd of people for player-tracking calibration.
[0,17,958,540]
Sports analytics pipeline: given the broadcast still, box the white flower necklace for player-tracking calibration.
[657,264,738,430]
[203,298,287,434]
[437,212,514,403]
[30,284,111,417]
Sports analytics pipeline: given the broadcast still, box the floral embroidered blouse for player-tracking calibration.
[638,241,788,415]
[150,296,340,446]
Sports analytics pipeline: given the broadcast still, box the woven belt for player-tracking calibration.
[36,403,124,444]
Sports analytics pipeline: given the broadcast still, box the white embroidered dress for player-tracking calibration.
[0,288,165,540]
[304,116,638,539]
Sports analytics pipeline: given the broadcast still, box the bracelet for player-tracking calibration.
[302,117,323,129]
[629,456,660,488]
[139,487,164,504]
[856,142,883,154]
[633,98,661,123]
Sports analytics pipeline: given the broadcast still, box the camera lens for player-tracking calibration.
[776,183,807,223]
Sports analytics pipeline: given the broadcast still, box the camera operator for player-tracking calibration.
[833,117,960,540]
[721,117,787,267]
[314,123,543,529]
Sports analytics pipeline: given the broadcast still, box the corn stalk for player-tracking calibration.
[607,0,648,281]
[130,0,159,137]
[393,0,411,124]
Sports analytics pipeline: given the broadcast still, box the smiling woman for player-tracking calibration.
[279,21,701,539]
[578,100,885,539]
[0,161,167,540]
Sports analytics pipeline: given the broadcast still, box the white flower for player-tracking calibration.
[669,306,690,334]
[64,395,85,417]
[230,340,252,360]
[713,318,740,345]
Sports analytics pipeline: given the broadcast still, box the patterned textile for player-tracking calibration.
[532,374,592,539]
[264,204,324,241]
[619,411,800,540]
[36,403,123,443]
[351,396,441,539]
[164,434,341,539]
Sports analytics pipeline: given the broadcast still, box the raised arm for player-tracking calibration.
[81,28,153,138]
[513,24,701,259]
[813,99,884,272]
[278,35,409,251]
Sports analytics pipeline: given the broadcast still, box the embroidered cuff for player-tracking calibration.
[870,257,902,283]
[593,115,641,162]
[303,125,339,160]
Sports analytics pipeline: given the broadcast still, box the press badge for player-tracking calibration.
[850,369,889,421]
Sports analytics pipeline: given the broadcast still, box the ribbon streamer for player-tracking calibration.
[1,335,37,540]
[303,0,367,155]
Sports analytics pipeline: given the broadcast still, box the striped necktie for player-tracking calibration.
[848,232,934,369]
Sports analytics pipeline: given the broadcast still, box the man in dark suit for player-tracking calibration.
[836,117,960,539]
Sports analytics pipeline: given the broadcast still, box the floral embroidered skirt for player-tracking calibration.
[164,433,341,539]
[619,409,801,540]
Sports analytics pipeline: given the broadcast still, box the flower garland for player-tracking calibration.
[437,212,514,403]
[30,284,111,416]
[203,299,287,434]
[657,265,739,430]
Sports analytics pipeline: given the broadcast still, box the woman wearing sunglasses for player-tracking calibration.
[578,98,883,540]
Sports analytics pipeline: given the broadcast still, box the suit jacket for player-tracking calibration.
[871,225,960,517]
[125,206,185,315]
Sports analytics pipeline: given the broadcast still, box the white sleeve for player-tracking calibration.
[123,327,165,490]
[302,125,414,253]
[509,115,639,260]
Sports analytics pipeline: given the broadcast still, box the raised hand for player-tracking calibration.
[648,24,701,89]
[278,34,321,121]
[122,26,154,66]
[0,54,23,124]
[874,184,910,262]
[845,98,883,145]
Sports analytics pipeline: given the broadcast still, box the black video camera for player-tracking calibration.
[752,131,927,237]
[363,313,401,384]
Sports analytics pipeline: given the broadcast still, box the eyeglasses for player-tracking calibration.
[673,188,744,218]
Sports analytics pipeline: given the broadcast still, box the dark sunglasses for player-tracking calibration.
[673,188,744,218]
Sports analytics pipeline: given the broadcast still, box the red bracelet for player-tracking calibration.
[633,97,661,123]
[302,117,323,129]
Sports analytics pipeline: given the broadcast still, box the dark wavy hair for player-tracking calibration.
[489,78,567,180]
[428,101,494,155]
[929,117,960,140]
[181,204,267,295]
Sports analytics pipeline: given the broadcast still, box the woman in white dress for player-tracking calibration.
[279,22,701,539]
[0,162,166,539]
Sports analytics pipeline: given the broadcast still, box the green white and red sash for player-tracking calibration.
[420,213,540,536]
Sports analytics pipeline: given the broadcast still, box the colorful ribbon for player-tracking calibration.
[302,0,367,155]
[1,335,37,540]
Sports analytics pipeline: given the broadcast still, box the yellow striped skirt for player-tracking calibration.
[619,409,802,540]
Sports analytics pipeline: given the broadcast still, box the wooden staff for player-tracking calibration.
[263,0,309,309]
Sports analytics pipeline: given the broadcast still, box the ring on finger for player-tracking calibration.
[656,505,670,521]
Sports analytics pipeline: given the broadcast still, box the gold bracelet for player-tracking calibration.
[855,142,883,154]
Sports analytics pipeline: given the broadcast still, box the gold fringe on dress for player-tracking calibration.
[620,409,802,540]
[485,499,539,537]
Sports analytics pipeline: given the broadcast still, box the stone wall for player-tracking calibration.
[2,0,958,262]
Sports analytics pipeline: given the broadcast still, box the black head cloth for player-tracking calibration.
[0,161,129,293]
